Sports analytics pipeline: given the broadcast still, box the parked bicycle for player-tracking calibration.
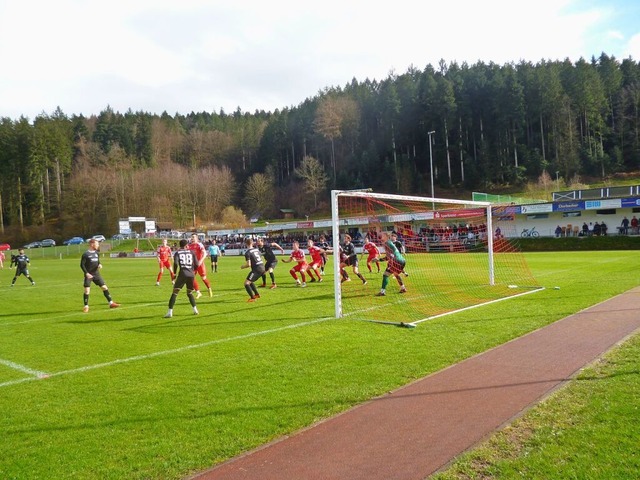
[521,227,539,238]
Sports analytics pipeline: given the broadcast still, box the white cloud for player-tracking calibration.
[624,33,640,59]
[0,0,636,120]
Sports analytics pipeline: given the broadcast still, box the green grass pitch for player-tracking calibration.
[1,251,639,479]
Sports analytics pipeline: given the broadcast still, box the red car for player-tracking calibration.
[0,242,10,251]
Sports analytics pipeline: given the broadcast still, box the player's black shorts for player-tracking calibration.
[210,255,219,263]
[265,259,278,270]
[84,272,106,288]
[174,273,195,291]
[345,255,358,267]
[247,267,266,283]
[16,267,29,277]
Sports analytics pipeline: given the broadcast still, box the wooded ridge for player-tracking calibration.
[1,53,639,243]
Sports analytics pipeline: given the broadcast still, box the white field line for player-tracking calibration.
[0,316,334,389]
[344,285,545,325]
[0,358,48,378]
[344,284,504,318]
[413,287,545,324]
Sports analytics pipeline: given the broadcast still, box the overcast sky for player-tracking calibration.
[1,0,639,121]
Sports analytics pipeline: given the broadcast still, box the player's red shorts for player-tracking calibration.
[309,260,322,270]
[292,262,308,272]
[386,258,406,275]
[367,254,379,262]
[195,263,207,277]
[159,259,172,270]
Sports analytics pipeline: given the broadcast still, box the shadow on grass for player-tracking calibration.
[6,369,638,436]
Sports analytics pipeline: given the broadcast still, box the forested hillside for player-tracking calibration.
[1,53,639,242]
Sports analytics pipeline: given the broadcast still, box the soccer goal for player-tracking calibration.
[330,190,542,326]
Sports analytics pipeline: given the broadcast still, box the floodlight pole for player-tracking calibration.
[428,131,436,207]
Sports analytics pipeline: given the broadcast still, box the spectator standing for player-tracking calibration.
[621,216,630,235]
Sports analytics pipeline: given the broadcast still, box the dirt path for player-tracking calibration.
[189,287,640,480]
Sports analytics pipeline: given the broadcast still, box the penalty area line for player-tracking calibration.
[0,357,49,379]
[0,316,335,389]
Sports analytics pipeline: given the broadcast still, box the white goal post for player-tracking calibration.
[330,190,494,319]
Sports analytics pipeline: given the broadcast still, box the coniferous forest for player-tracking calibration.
[1,53,640,242]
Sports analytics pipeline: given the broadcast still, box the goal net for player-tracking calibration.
[330,190,541,325]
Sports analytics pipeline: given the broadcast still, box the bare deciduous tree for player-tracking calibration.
[244,172,275,219]
[296,156,328,209]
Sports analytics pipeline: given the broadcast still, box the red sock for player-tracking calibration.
[157,272,162,282]
[203,278,211,288]
[290,270,298,280]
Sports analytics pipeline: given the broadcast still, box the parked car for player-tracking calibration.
[111,233,127,240]
[0,242,10,251]
[23,241,43,249]
[89,234,106,242]
[63,236,84,245]
[40,239,56,247]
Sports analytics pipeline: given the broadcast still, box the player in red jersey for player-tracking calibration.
[156,238,176,286]
[360,236,381,273]
[282,241,309,287]
[187,233,212,298]
[306,239,326,283]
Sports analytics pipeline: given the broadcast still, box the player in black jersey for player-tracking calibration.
[257,237,284,289]
[241,237,265,302]
[340,234,367,285]
[80,239,120,312]
[164,239,199,318]
[10,248,35,286]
